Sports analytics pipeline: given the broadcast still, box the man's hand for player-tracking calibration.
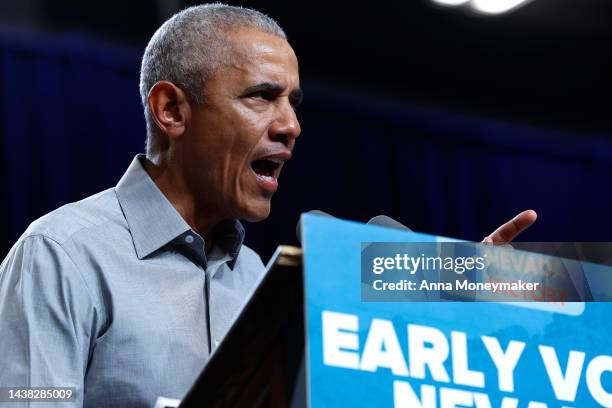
[482,209,537,244]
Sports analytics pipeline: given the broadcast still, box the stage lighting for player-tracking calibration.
[430,0,534,15]
[471,0,533,14]
[431,0,470,5]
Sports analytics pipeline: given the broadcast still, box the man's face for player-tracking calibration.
[183,28,302,222]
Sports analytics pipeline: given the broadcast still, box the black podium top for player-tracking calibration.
[179,246,305,408]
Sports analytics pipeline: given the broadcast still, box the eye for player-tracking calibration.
[289,96,303,111]
[249,91,276,101]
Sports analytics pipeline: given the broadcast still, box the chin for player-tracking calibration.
[239,202,271,223]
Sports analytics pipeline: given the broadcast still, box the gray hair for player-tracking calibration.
[139,3,287,160]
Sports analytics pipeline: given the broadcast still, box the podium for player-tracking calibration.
[179,214,612,408]
[179,245,305,407]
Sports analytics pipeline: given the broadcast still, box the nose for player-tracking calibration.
[269,99,301,149]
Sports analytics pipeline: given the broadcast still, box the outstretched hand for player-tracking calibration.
[482,210,537,244]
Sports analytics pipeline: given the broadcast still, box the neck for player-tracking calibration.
[144,156,220,252]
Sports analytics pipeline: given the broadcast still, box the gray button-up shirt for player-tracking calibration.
[0,155,265,407]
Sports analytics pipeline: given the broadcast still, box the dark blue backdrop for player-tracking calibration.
[1,29,610,262]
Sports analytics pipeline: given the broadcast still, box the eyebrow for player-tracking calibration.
[242,82,284,95]
[242,82,304,107]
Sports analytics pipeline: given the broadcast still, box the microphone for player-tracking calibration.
[366,215,411,231]
[295,210,335,245]
[296,212,409,245]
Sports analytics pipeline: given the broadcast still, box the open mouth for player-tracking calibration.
[251,158,282,181]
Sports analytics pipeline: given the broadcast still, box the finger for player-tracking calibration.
[483,209,537,244]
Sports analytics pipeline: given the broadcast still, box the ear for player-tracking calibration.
[147,81,191,140]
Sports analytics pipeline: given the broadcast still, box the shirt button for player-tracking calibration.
[214,339,220,347]
[185,235,194,244]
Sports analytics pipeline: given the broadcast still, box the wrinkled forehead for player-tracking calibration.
[224,28,299,87]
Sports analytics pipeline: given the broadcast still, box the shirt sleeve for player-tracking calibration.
[0,235,98,407]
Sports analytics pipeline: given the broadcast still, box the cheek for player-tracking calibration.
[229,110,274,170]
[197,103,274,195]
[234,104,273,139]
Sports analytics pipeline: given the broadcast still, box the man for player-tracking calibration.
[0,3,535,408]
[0,4,301,407]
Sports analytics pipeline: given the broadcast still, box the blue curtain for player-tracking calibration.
[1,29,610,261]
[0,29,144,254]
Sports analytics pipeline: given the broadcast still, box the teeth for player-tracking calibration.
[258,175,275,182]
[268,158,283,164]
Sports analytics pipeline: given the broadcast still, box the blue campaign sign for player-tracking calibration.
[301,214,612,407]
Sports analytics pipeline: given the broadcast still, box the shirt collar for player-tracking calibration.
[114,154,245,269]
